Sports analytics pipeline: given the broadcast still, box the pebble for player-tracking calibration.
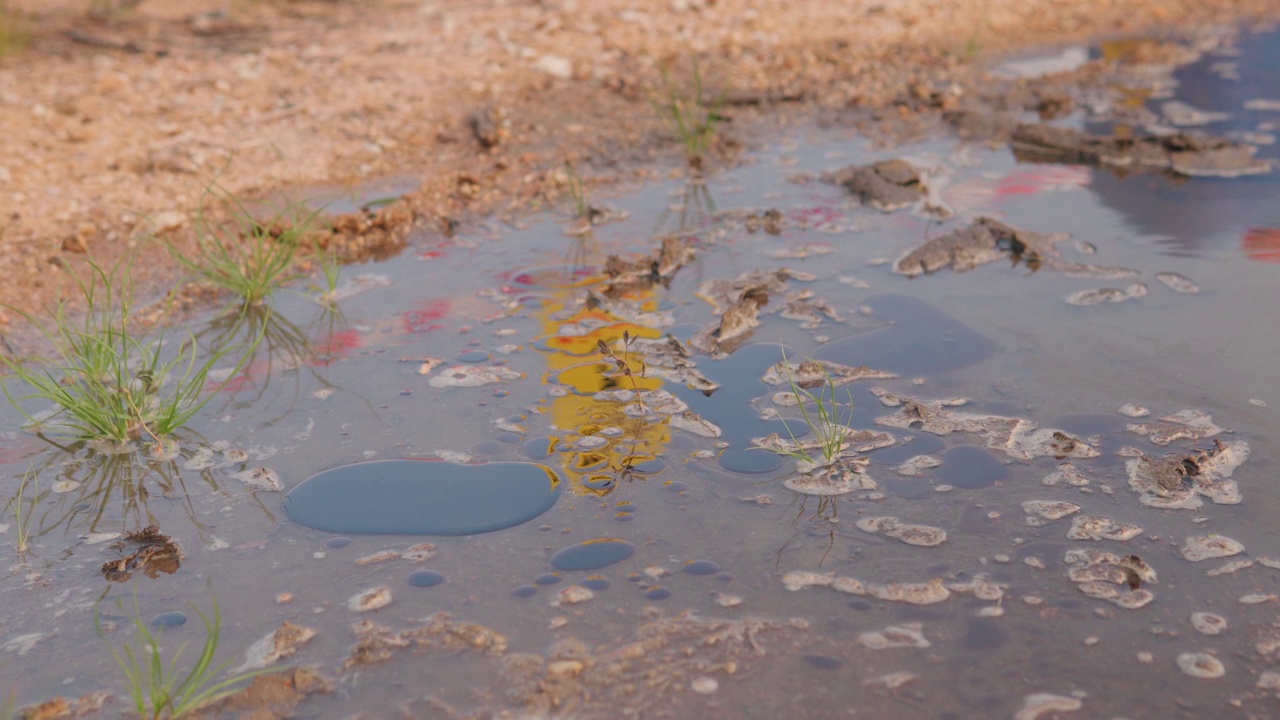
[690,677,719,694]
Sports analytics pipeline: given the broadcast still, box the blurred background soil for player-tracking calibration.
[0,0,1276,326]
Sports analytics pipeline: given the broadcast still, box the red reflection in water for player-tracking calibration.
[311,329,363,366]
[403,299,451,333]
[992,166,1091,197]
[215,360,268,394]
[1244,227,1280,263]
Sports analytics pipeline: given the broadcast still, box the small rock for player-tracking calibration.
[690,677,719,694]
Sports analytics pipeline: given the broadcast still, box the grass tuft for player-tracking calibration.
[101,594,276,720]
[6,466,38,555]
[652,57,724,172]
[169,186,323,309]
[770,349,855,466]
[0,257,252,442]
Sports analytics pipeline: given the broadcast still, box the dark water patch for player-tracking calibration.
[962,617,1009,651]
[457,350,491,363]
[497,432,522,444]
[626,457,666,476]
[848,598,872,611]
[886,475,933,499]
[803,654,843,670]
[644,586,672,600]
[936,446,1011,489]
[325,537,352,549]
[534,572,562,586]
[720,448,782,474]
[550,538,636,571]
[894,604,951,622]
[716,572,734,582]
[813,295,996,375]
[407,570,445,588]
[615,501,637,514]
[475,440,506,455]
[150,611,188,628]
[284,460,562,536]
[682,560,720,576]
[664,480,689,493]
[581,576,611,591]
[512,585,538,598]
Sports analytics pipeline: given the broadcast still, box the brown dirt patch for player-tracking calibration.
[0,0,1276,332]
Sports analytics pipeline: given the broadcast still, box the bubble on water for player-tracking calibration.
[802,654,843,669]
[407,570,445,588]
[644,586,672,601]
[682,560,720,576]
[534,573,562,586]
[581,576,611,591]
[513,585,537,598]
[150,611,188,628]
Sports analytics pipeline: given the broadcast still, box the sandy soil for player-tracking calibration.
[0,0,1276,329]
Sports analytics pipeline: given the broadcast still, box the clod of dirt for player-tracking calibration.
[1011,123,1273,178]
[1176,652,1226,678]
[466,106,506,150]
[428,365,523,388]
[668,411,722,438]
[893,217,1066,277]
[1064,549,1155,609]
[234,622,318,673]
[874,393,1096,461]
[1125,439,1248,509]
[826,159,927,212]
[1180,535,1244,562]
[1041,463,1091,486]
[348,586,393,612]
[102,525,182,582]
[600,236,695,295]
[947,574,1007,601]
[1191,612,1227,636]
[867,579,951,605]
[629,335,718,395]
[1064,283,1147,306]
[1118,403,1150,418]
[1155,271,1201,293]
[1022,499,1082,525]
[402,542,437,562]
[16,692,108,720]
[1127,409,1223,446]
[355,550,400,566]
[1066,515,1142,542]
[694,269,794,315]
[1206,559,1252,576]
[857,623,931,650]
[781,457,878,496]
[779,290,843,328]
[232,466,282,492]
[1015,693,1083,720]
[855,517,947,547]
[864,672,917,689]
[761,359,895,388]
[894,454,940,476]
[193,667,331,720]
[346,614,508,668]
[553,585,595,606]
[689,293,764,356]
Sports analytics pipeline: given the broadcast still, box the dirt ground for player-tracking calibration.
[0,0,1277,329]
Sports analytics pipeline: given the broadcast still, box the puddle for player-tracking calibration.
[283,460,562,535]
[6,23,1280,720]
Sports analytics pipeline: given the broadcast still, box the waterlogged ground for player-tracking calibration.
[4,27,1280,720]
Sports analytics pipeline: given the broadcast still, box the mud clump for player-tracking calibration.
[1064,283,1147,306]
[893,217,1065,277]
[826,159,927,212]
[781,457,878,496]
[1127,409,1223,446]
[857,622,931,650]
[855,517,947,547]
[600,236,695,296]
[1066,515,1142,542]
[346,614,508,668]
[1011,123,1272,178]
[102,525,181,582]
[1064,549,1155,609]
[1180,534,1244,562]
[1125,439,1247,509]
[197,667,332,719]
[234,622,318,674]
[1176,652,1226,678]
